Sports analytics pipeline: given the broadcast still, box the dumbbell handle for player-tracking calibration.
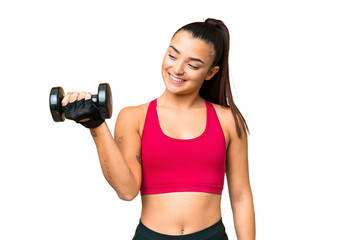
[58,94,100,105]
[92,95,98,104]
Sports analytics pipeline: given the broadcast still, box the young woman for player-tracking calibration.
[62,18,255,240]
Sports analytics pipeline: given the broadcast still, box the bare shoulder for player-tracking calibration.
[115,102,150,134]
[116,102,149,120]
[211,102,248,145]
[210,103,235,147]
[211,103,234,123]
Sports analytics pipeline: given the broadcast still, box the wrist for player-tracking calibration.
[90,121,108,137]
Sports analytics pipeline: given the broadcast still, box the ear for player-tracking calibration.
[205,66,220,81]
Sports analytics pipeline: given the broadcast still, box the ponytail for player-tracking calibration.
[174,18,250,138]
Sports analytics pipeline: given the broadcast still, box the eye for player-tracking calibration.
[169,54,176,60]
[188,64,199,70]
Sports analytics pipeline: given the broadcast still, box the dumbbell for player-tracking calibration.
[49,83,113,122]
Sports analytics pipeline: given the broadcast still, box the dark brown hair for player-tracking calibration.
[174,18,249,138]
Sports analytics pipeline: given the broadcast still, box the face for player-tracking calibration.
[161,30,219,96]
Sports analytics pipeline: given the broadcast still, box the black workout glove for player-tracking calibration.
[63,99,104,129]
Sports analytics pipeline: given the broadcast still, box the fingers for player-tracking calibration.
[61,93,71,107]
[85,92,91,100]
[69,92,80,103]
[61,91,92,106]
[78,91,86,100]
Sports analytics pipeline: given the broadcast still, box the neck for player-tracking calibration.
[158,90,204,110]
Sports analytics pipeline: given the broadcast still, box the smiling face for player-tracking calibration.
[161,30,220,96]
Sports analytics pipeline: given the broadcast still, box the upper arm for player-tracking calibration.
[114,106,143,192]
[225,111,252,203]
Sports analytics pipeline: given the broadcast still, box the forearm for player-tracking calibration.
[231,197,256,240]
[90,122,138,200]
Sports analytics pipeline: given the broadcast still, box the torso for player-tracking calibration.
[135,99,231,235]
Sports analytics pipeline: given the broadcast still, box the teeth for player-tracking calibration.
[170,74,185,82]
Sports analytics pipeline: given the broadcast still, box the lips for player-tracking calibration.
[169,73,186,84]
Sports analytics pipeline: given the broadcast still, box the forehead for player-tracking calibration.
[170,30,215,63]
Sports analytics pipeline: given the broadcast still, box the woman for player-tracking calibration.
[62,18,255,240]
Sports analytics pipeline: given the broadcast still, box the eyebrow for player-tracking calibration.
[169,45,205,64]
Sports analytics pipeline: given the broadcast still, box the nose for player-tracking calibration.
[173,60,185,75]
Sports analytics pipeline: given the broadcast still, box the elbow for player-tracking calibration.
[116,190,139,201]
[112,177,141,201]
[118,194,136,201]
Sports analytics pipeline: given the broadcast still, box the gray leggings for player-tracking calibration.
[132,218,229,240]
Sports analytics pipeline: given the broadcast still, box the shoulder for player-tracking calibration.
[210,102,233,121]
[209,102,235,146]
[210,102,234,128]
[115,101,151,132]
[209,101,247,144]
[117,102,149,118]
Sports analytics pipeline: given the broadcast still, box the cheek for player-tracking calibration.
[190,70,208,81]
[161,58,170,79]
[162,57,172,71]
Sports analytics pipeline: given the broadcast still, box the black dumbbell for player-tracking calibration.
[49,83,113,122]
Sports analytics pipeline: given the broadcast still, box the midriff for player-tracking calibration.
[140,192,222,235]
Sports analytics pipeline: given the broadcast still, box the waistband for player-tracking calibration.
[135,218,226,240]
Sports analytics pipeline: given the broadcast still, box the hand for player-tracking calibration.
[62,91,92,122]
[61,91,104,128]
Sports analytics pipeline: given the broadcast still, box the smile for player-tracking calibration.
[169,73,186,84]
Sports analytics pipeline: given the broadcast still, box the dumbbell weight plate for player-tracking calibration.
[97,83,113,119]
[49,87,65,122]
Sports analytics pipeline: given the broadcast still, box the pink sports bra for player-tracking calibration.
[140,98,226,195]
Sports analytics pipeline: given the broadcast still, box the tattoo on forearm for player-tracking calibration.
[117,136,124,144]
[91,129,97,137]
[103,159,112,179]
[136,155,142,166]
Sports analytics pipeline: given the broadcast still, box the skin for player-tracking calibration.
[62,30,255,238]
